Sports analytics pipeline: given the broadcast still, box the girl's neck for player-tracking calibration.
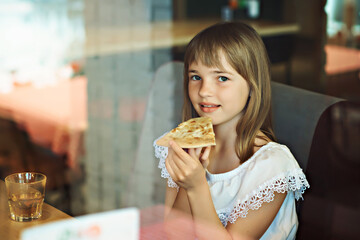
[211,119,238,160]
[213,124,237,149]
[208,123,240,174]
[213,116,239,147]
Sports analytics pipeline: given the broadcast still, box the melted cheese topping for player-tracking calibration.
[172,118,214,139]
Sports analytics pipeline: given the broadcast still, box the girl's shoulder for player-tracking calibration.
[253,130,273,153]
[209,141,309,222]
[248,141,300,173]
[251,129,298,170]
[208,140,309,225]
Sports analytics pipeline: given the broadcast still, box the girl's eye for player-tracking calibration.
[218,76,229,82]
[191,75,201,81]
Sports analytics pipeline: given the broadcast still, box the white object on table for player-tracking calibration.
[21,208,139,240]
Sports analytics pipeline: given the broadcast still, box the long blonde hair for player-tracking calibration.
[182,22,276,163]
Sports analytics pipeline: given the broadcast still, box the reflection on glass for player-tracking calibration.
[0,0,84,91]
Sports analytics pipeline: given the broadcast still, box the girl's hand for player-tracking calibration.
[165,141,211,191]
[196,146,211,169]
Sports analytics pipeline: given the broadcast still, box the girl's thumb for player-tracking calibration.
[200,146,211,168]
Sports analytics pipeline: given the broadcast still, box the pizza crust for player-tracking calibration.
[156,117,216,148]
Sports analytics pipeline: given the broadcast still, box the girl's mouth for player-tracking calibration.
[200,104,221,113]
[201,104,219,107]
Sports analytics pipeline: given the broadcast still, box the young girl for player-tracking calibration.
[154,22,309,239]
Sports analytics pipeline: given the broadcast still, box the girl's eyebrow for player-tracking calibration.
[212,68,235,76]
[213,70,233,75]
[188,69,234,75]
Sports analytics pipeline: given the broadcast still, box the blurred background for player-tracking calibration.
[0,0,359,238]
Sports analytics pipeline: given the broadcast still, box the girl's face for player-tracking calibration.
[188,53,250,127]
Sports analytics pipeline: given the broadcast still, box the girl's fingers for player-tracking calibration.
[169,141,192,164]
[167,145,187,175]
[165,155,176,178]
[189,148,207,168]
[201,146,211,161]
[198,146,211,169]
[195,147,202,157]
[189,148,204,166]
[188,148,197,160]
[171,151,187,170]
[166,154,184,181]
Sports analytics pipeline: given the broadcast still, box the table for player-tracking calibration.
[1,178,228,240]
[85,19,300,56]
[325,45,360,75]
[0,180,72,240]
[1,181,203,240]
[0,77,87,169]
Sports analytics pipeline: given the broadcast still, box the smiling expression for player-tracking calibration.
[188,52,250,127]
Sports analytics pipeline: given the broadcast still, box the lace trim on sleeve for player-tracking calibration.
[227,168,309,225]
[154,140,179,190]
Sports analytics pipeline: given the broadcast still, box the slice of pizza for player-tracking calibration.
[156,117,216,148]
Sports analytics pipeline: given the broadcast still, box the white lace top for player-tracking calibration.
[154,138,310,240]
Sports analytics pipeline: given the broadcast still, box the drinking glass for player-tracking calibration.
[5,172,46,221]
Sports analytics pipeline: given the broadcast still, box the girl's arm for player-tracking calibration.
[187,181,286,239]
[166,141,232,239]
[185,177,234,239]
[164,185,177,219]
[164,186,191,220]
[167,141,286,240]
[225,192,286,239]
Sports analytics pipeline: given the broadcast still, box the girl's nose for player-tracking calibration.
[199,80,214,97]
